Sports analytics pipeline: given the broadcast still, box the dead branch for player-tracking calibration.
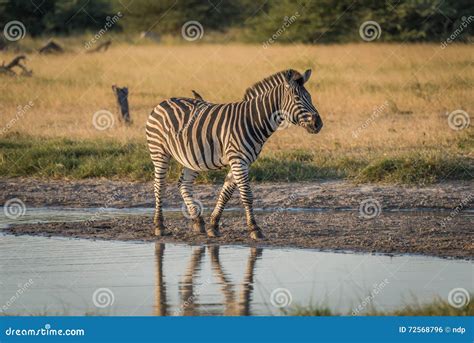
[0,55,32,77]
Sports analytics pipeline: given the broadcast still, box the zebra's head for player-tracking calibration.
[281,69,323,134]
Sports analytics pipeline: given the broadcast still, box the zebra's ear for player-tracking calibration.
[302,69,312,83]
[289,69,311,85]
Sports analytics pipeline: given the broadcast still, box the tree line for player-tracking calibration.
[1,0,472,42]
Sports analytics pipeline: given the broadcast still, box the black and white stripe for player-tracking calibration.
[146,69,323,239]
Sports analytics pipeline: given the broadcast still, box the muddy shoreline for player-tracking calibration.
[1,178,473,210]
[1,178,473,259]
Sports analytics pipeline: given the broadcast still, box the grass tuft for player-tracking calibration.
[356,153,473,184]
[1,135,471,184]
[290,295,474,316]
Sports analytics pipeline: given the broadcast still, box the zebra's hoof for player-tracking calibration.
[193,217,206,234]
[206,227,220,238]
[250,229,264,240]
[154,226,169,237]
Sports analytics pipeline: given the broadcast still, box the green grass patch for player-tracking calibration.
[0,134,472,184]
[290,295,474,316]
[355,153,473,185]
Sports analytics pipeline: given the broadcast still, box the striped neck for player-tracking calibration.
[246,84,286,144]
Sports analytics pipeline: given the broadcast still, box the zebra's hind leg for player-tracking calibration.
[178,168,205,234]
[230,160,264,240]
[207,172,236,238]
[152,154,171,237]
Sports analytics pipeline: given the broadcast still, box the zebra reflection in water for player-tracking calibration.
[154,244,262,316]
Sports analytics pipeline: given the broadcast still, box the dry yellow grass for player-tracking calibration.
[1,43,472,157]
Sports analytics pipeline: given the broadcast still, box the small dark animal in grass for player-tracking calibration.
[192,90,204,101]
[38,40,64,54]
[146,69,323,240]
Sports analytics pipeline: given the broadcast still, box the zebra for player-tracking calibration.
[146,69,323,240]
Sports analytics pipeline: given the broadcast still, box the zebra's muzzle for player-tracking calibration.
[305,116,323,134]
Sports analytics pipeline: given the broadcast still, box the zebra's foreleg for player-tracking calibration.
[230,161,264,240]
[208,171,236,237]
[153,154,170,236]
[178,168,205,234]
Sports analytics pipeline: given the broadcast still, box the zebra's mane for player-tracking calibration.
[243,69,300,100]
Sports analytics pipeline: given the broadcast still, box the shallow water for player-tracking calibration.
[1,206,471,229]
[0,234,472,316]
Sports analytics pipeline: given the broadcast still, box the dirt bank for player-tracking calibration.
[1,178,472,210]
[1,179,473,259]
